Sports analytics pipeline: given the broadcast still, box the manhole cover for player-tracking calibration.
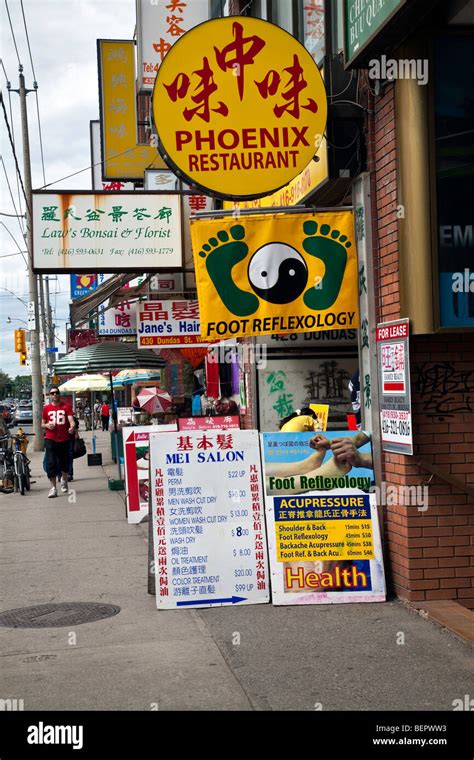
[0,602,121,628]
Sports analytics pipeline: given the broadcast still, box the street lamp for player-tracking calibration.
[6,316,28,326]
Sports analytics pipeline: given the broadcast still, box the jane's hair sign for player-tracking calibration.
[191,211,359,340]
[32,192,182,272]
[152,17,327,200]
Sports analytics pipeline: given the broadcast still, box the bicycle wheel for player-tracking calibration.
[24,466,31,491]
[19,473,26,495]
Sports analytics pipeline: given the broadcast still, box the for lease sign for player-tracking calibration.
[376,319,413,455]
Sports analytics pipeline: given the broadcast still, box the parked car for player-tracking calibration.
[0,404,13,427]
[13,403,33,425]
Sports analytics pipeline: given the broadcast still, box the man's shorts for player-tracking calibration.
[44,439,71,479]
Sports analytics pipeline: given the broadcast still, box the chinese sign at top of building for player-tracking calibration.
[137,0,209,90]
[152,17,327,200]
[32,192,182,273]
[344,0,406,65]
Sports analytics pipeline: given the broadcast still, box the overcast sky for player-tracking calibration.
[1,0,136,379]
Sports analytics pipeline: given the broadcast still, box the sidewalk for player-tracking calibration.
[0,429,472,711]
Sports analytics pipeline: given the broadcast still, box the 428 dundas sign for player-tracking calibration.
[152,17,327,200]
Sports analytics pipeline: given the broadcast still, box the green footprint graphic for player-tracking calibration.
[198,225,259,317]
[302,220,351,311]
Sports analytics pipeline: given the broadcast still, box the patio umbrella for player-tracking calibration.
[53,343,165,488]
[137,388,172,415]
[112,368,162,387]
[59,374,109,393]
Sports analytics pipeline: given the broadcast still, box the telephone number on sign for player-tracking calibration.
[382,418,411,436]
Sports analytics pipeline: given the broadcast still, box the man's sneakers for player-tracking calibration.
[48,487,57,498]
[60,480,68,494]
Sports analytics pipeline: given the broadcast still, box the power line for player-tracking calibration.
[4,0,22,66]
[37,144,146,190]
[0,155,26,239]
[0,91,29,211]
[0,221,27,266]
[19,0,46,186]
[19,0,36,80]
[0,59,25,235]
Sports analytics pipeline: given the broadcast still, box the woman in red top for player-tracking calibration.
[42,386,75,498]
[100,401,110,432]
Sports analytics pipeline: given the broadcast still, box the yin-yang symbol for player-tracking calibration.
[247,243,308,304]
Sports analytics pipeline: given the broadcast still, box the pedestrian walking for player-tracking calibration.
[93,401,101,429]
[101,401,110,432]
[41,386,76,498]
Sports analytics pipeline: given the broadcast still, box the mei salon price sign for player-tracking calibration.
[377,319,413,455]
[149,430,269,609]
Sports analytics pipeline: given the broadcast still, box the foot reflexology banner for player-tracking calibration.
[261,430,386,605]
[191,212,359,341]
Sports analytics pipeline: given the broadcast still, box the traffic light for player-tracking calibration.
[14,329,26,353]
[19,350,27,366]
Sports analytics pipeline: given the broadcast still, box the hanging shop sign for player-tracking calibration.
[152,17,327,200]
[192,211,359,341]
[149,272,184,293]
[97,40,166,181]
[256,328,357,347]
[136,0,210,91]
[221,132,328,210]
[68,329,98,350]
[32,192,182,273]
[149,429,270,609]
[178,416,241,431]
[90,121,134,192]
[261,430,386,605]
[70,274,98,299]
[344,0,406,66]
[137,299,209,348]
[124,425,177,524]
[376,319,413,455]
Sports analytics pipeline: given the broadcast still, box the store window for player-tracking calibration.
[269,0,295,35]
[298,0,325,65]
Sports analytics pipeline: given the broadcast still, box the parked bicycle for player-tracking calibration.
[0,433,33,495]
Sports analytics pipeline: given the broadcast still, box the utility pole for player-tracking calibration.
[44,276,55,374]
[17,66,43,449]
[38,274,49,374]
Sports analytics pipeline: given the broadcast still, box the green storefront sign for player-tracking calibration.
[345,0,406,63]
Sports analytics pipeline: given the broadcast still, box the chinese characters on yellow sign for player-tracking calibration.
[98,39,166,180]
[152,17,327,199]
[191,211,359,341]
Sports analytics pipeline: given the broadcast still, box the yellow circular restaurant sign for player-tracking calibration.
[152,17,327,200]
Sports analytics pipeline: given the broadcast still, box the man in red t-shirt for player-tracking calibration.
[100,401,110,432]
[42,386,75,498]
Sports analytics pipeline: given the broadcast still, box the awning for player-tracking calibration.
[53,342,165,375]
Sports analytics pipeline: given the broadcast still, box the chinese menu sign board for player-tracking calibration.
[137,299,207,348]
[261,431,386,605]
[178,416,240,431]
[124,425,177,524]
[149,430,270,609]
[192,211,359,341]
[32,192,182,272]
[376,319,413,455]
[152,16,327,199]
[136,0,209,90]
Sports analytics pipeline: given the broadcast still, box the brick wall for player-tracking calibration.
[365,79,474,604]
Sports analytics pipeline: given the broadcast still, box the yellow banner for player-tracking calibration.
[192,211,359,340]
[98,40,165,180]
[222,137,328,210]
[275,519,375,562]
